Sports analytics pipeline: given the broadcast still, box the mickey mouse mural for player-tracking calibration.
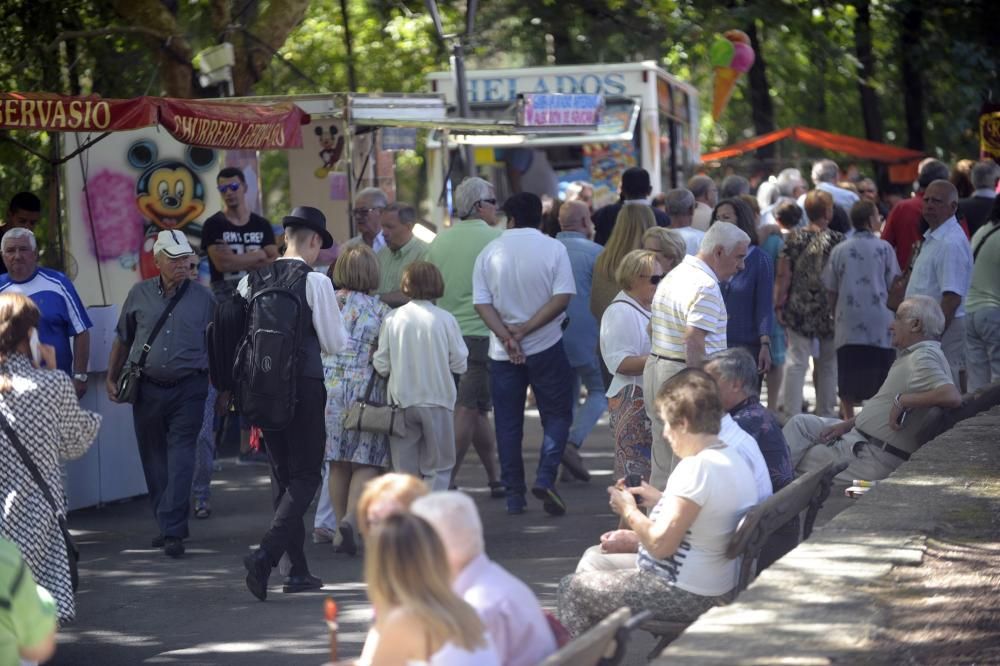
[127,139,217,278]
[314,124,344,178]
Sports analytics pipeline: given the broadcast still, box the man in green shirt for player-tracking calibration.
[426,177,504,494]
[0,538,57,665]
[377,202,429,307]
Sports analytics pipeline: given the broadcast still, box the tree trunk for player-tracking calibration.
[853,0,886,182]
[746,20,776,163]
[232,0,311,96]
[340,0,358,90]
[111,0,194,97]
[899,0,925,151]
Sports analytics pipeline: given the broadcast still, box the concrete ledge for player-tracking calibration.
[653,405,1000,666]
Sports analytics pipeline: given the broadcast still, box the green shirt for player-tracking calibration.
[425,218,503,337]
[966,221,1000,313]
[377,236,429,295]
[0,539,56,664]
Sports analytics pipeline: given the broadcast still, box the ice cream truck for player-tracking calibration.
[426,60,700,222]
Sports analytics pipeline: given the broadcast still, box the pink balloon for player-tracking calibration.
[730,42,755,73]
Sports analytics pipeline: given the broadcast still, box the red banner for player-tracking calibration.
[0,92,157,133]
[159,98,307,150]
[0,93,308,150]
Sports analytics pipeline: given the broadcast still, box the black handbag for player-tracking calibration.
[0,408,79,591]
[115,279,190,403]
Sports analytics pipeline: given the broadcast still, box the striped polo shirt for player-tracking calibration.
[650,255,727,358]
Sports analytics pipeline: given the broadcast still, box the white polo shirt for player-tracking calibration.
[472,228,576,361]
[905,216,973,318]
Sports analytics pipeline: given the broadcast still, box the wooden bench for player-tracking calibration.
[638,460,849,659]
[539,607,652,666]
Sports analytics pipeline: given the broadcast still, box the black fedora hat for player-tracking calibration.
[283,206,334,249]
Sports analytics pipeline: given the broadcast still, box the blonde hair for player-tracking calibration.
[595,203,655,279]
[615,249,661,290]
[357,473,429,538]
[641,227,686,272]
[401,261,445,300]
[0,293,41,392]
[365,513,487,652]
[333,244,380,293]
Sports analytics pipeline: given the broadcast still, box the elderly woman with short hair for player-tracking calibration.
[641,227,686,277]
[600,249,663,484]
[558,369,758,635]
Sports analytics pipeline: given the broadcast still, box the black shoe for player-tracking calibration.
[561,445,591,482]
[336,524,358,556]
[282,574,323,593]
[151,534,165,548]
[243,549,272,601]
[506,494,526,515]
[164,537,185,558]
[488,481,506,499]
[531,486,567,516]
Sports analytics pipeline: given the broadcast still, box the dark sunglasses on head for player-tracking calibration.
[217,183,241,193]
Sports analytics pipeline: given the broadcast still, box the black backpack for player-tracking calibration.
[207,290,248,394]
[234,261,313,430]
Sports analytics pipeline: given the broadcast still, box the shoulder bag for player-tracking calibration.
[886,239,922,312]
[0,408,79,591]
[342,352,404,438]
[973,222,1000,261]
[115,279,190,403]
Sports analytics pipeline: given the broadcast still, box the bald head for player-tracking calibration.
[559,200,593,236]
[922,179,959,229]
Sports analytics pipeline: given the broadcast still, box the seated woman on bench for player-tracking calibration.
[557,369,758,636]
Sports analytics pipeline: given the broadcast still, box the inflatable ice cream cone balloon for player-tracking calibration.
[710,30,756,121]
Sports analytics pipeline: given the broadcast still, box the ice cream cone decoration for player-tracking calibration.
[710,30,756,121]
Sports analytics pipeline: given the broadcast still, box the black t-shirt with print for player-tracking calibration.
[201,211,276,287]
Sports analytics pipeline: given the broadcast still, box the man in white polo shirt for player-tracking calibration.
[473,192,577,516]
[643,222,750,487]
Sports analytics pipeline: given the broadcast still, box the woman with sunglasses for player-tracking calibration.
[599,250,663,486]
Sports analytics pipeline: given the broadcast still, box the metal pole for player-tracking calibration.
[451,42,475,179]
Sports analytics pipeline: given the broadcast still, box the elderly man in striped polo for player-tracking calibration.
[643,222,751,487]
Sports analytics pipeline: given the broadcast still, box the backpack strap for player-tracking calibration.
[973,222,1000,261]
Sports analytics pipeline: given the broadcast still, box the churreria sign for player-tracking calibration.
[169,115,287,150]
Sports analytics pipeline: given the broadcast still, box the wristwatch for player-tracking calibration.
[73,373,88,383]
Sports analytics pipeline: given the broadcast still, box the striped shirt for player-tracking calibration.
[650,255,727,358]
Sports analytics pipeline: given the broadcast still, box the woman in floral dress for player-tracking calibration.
[324,244,391,555]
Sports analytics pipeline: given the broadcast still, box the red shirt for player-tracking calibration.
[882,192,970,269]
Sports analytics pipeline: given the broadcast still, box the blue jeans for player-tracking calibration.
[490,340,574,498]
[569,360,608,447]
[191,383,218,503]
[133,373,208,539]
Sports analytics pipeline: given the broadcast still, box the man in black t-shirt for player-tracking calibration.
[202,167,278,296]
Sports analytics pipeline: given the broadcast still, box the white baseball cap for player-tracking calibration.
[152,230,194,258]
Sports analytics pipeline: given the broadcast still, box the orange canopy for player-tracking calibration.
[701,126,924,183]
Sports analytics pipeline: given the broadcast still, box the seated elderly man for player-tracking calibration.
[411,491,557,666]
[784,295,962,482]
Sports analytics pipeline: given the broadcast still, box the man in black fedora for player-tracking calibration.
[240,206,348,600]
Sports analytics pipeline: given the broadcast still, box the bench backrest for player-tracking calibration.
[725,460,848,593]
[539,607,632,666]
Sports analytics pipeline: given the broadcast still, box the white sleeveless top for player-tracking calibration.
[407,636,501,666]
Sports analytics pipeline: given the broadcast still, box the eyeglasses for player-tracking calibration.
[859,189,876,194]
[477,198,497,206]
[217,183,241,193]
[353,206,384,217]
[641,274,665,285]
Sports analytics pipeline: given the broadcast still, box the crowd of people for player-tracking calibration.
[0,150,998,663]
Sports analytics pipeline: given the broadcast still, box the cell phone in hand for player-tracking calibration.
[896,408,909,427]
[625,473,643,505]
[29,328,41,366]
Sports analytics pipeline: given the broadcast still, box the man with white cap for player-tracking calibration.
[106,230,216,558]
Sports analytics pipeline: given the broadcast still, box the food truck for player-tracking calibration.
[426,60,700,222]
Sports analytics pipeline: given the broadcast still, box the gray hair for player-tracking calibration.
[776,168,805,197]
[900,295,946,339]
[453,177,494,219]
[756,180,779,209]
[410,491,484,566]
[699,220,750,255]
[811,159,839,184]
[665,188,696,216]
[1,227,37,252]
[971,160,1000,190]
[565,181,593,201]
[687,175,716,200]
[706,347,759,396]
[720,175,750,199]
[354,186,388,209]
[387,202,417,226]
[917,159,950,189]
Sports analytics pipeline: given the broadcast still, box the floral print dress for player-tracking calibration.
[780,229,844,339]
[323,290,391,467]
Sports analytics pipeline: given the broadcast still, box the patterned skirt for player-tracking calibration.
[608,384,652,482]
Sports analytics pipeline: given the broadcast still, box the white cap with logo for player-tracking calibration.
[152,230,194,258]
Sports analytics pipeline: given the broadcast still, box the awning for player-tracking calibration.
[701,126,925,183]
[0,92,308,150]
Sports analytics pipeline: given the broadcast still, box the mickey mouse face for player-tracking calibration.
[128,140,218,229]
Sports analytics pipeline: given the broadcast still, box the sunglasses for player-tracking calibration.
[477,198,497,206]
[645,274,665,285]
[217,183,241,193]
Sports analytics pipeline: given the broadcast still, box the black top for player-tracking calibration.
[201,212,276,287]
[958,195,995,237]
[592,202,670,246]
